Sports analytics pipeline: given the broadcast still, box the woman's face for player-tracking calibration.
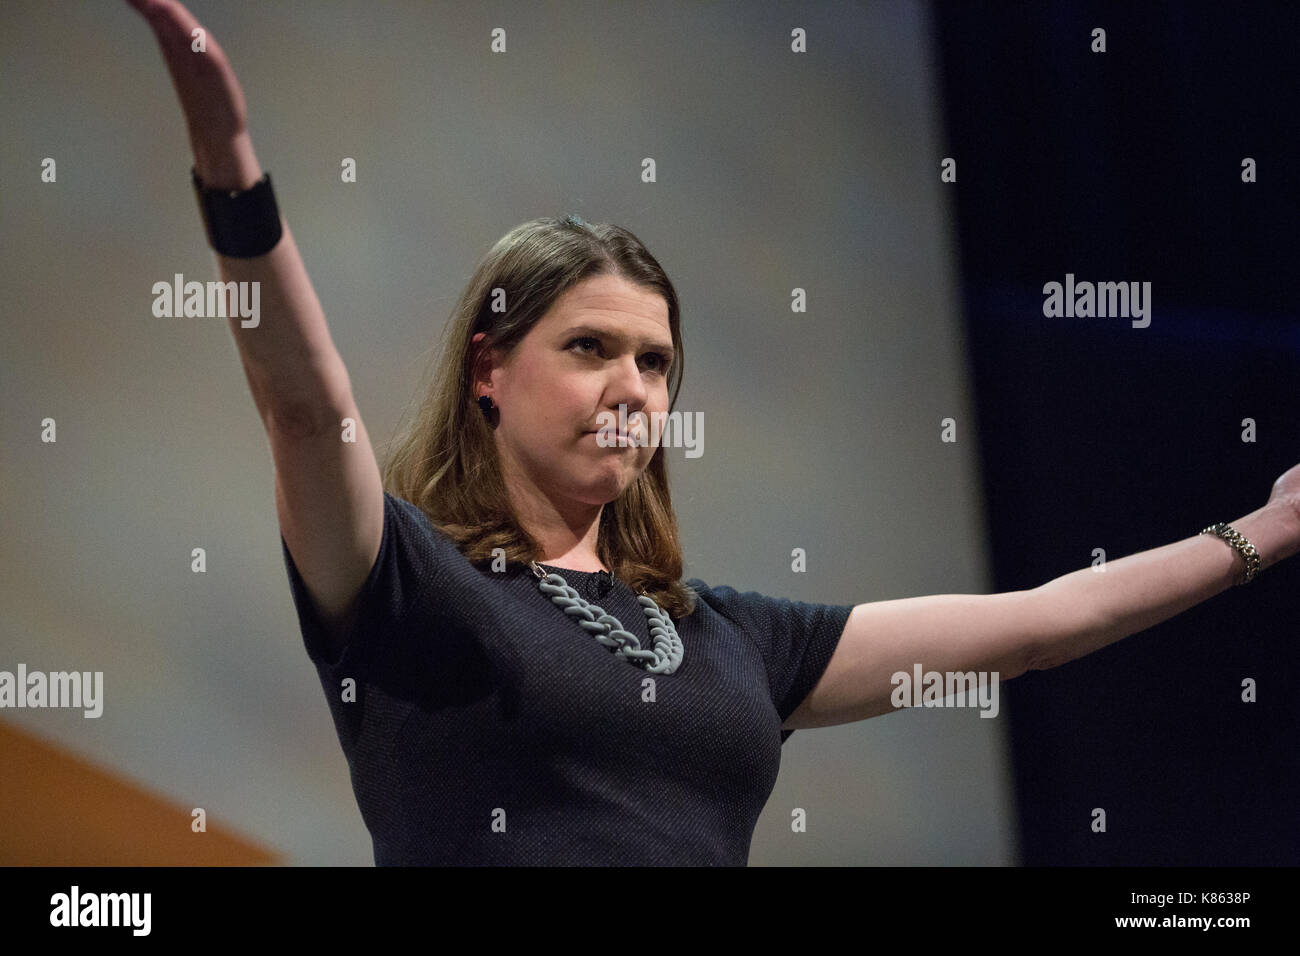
[476,273,675,510]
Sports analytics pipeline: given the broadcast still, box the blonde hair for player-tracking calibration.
[381,216,698,618]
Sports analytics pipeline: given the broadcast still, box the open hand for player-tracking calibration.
[125,0,260,188]
[1266,460,1300,525]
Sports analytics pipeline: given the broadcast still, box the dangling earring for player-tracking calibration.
[478,394,498,427]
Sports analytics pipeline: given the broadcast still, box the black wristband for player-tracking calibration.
[191,167,284,258]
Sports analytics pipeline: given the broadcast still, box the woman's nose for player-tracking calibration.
[610,355,650,401]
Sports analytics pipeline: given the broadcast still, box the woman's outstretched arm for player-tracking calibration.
[783,468,1300,730]
[127,0,384,650]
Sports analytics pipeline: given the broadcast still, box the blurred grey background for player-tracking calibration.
[0,0,1010,865]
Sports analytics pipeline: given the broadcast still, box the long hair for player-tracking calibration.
[381,215,698,618]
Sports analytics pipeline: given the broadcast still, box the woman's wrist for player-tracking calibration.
[1223,502,1300,575]
[193,131,262,191]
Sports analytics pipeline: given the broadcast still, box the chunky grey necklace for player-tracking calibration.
[529,560,684,675]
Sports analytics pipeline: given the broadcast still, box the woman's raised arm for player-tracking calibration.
[127,0,384,651]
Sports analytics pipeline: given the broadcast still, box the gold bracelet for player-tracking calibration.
[1200,522,1261,585]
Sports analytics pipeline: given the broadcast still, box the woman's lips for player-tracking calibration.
[587,430,641,445]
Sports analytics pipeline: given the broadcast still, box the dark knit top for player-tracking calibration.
[281,492,853,866]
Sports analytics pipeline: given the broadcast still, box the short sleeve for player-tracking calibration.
[687,579,854,742]
[280,491,452,674]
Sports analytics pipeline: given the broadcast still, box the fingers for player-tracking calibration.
[126,0,200,40]
[129,0,221,72]
[125,0,247,145]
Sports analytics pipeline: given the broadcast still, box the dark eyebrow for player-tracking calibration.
[560,324,675,358]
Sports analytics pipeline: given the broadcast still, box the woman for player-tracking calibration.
[127,0,1300,866]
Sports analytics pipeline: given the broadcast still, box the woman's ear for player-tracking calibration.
[470,332,495,393]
